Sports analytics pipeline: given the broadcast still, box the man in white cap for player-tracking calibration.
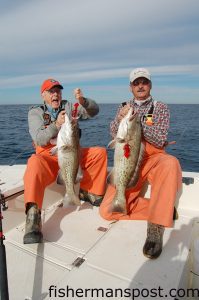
[100,68,182,259]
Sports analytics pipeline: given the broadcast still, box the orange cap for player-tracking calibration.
[41,79,63,93]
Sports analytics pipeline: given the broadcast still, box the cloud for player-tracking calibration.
[1,0,199,61]
[0,0,199,103]
[0,64,199,90]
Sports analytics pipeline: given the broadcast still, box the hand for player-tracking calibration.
[74,88,84,105]
[117,103,131,122]
[55,110,65,128]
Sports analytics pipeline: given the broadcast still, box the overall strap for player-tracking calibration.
[147,100,157,114]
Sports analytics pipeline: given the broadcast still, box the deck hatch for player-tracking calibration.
[72,257,85,267]
[97,226,108,232]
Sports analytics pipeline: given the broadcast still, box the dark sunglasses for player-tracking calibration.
[132,78,150,86]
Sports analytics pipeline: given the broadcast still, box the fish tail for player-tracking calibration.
[63,191,81,207]
[109,191,127,214]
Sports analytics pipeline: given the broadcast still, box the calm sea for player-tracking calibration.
[0,104,198,172]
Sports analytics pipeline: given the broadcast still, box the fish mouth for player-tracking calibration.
[129,111,138,121]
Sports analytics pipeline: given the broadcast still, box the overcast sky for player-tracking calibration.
[0,0,199,104]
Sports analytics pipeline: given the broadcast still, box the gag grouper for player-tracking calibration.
[108,107,144,214]
[51,112,81,206]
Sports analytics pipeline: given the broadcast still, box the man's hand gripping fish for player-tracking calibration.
[108,107,144,214]
[51,112,81,206]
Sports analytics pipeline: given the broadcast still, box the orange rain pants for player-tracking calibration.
[99,142,182,228]
[24,145,107,209]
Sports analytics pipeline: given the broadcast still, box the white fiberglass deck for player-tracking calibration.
[0,165,199,300]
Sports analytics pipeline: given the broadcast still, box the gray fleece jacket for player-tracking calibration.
[28,98,99,146]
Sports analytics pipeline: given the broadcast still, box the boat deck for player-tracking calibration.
[0,165,199,300]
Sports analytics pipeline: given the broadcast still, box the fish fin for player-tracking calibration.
[62,192,81,207]
[56,170,65,185]
[107,168,115,185]
[50,146,58,156]
[107,140,116,149]
[116,138,125,143]
[50,138,57,145]
[107,138,126,149]
[74,182,80,197]
[75,166,83,183]
[60,145,73,150]
[127,142,145,188]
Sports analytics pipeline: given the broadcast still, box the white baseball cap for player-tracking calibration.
[129,68,151,83]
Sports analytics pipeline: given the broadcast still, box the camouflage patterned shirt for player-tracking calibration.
[110,97,170,149]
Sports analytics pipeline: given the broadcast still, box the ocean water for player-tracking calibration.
[0,104,198,172]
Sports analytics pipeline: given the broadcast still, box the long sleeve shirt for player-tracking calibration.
[110,97,170,149]
[28,98,99,147]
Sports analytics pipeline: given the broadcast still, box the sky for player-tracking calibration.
[0,0,199,104]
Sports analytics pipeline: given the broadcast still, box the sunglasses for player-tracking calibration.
[132,78,150,86]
